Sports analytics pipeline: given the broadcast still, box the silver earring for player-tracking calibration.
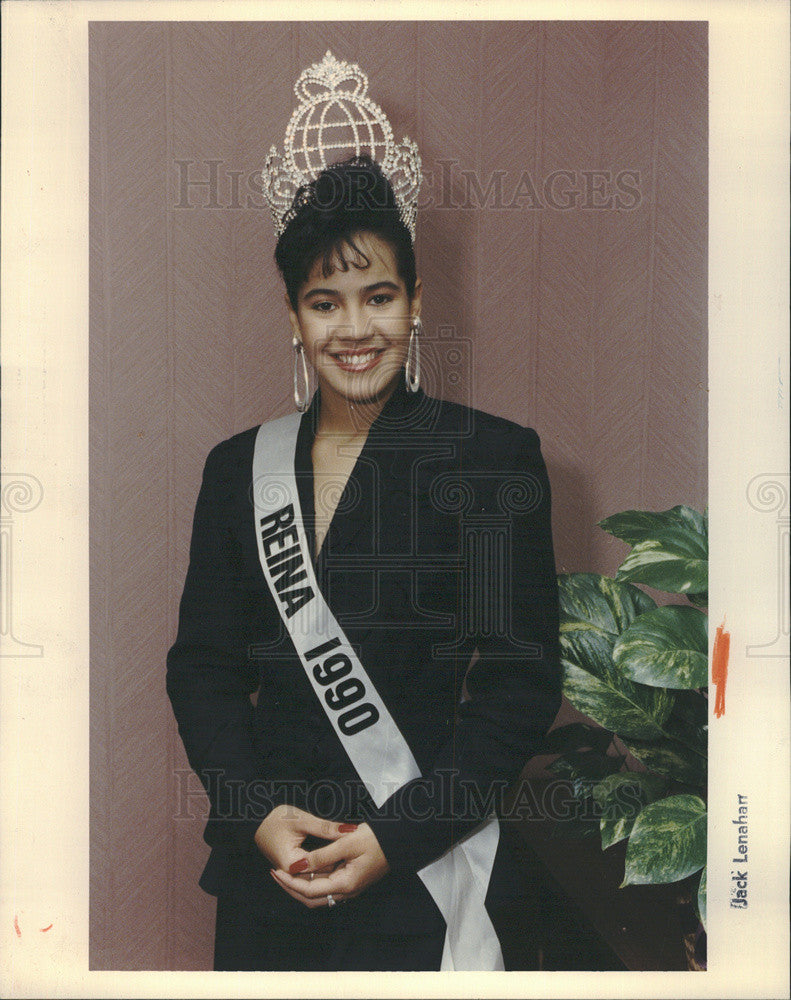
[405,317,421,393]
[293,337,310,412]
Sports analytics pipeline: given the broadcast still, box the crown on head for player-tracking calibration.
[262,50,422,242]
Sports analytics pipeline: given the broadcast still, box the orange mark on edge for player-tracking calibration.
[712,619,730,717]
[40,924,53,932]
[14,915,21,937]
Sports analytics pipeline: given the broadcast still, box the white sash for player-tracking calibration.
[252,413,504,971]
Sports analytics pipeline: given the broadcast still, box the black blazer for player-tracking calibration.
[166,377,562,933]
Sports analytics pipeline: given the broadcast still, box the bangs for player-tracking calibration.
[297,233,390,293]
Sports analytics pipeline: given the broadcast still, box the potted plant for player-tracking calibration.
[548,505,708,968]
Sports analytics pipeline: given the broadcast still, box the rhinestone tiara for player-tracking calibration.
[261,50,422,242]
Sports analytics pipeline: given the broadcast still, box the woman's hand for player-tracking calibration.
[254,804,355,874]
[269,822,390,909]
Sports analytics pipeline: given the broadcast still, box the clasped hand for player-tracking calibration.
[255,804,389,908]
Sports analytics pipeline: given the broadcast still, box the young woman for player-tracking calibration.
[167,54,561,972]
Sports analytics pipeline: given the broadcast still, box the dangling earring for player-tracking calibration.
[293,337,310,412]
[405,317,421,393]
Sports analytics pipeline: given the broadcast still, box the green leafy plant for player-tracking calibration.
[550,505,708,931]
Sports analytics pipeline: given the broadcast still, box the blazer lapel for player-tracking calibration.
[303,377,431,563]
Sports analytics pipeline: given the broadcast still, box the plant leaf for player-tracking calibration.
[623,737,707,786]
[599,505,706,546]
[697,866,707,930]
[547,750,623,785]
[615,528,708,595]
[621,794,707,885]
[558,572,657,634]
[558,573,673,738]
[546,750,624,816]
[592,772,668,849]
[592,771,667,804]
[601,804,644,850]
[613,605,709,689]
[540,761,605,839]
[562,660,675,740]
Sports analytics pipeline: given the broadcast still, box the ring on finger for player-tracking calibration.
[309,872,314,880]
[327,894,336,907]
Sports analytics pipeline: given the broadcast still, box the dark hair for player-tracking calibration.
[274,154,417,311]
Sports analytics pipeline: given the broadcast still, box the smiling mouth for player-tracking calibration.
[329,348,385,373]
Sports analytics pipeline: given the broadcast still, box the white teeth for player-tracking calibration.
[335,351,378,366]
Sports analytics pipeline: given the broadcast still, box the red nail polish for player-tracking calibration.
[289,858,309,874]
[338,823,358,832]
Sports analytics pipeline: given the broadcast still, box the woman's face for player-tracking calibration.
[287,232,422,412]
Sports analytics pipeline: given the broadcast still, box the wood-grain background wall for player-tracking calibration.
[89,20,707,969]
